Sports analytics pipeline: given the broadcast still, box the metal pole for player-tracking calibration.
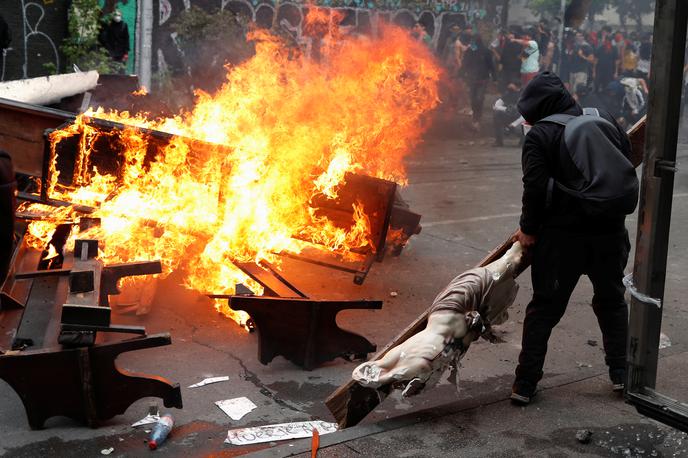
[138,0,153,91]
[627,0,688,392]
[557,0,566,74]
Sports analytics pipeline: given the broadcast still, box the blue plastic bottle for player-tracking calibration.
[148,414,174,450]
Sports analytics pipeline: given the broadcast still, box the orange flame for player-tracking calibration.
[23,11,441,323]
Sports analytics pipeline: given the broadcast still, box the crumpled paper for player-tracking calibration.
[189,376,230,388]
[215,397,257,421]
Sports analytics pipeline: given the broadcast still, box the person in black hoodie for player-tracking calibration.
[511,72,632,405]
[99,10,129,64]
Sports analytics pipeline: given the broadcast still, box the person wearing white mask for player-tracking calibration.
[99,9,130,66]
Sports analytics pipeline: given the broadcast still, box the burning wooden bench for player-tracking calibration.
[0,221,182,429]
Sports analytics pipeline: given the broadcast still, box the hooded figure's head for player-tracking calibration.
[517,71,579,125]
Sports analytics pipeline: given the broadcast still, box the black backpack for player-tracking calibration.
[539,107,639,216]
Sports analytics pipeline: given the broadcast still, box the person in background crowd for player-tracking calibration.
[569,31,594,94]
[499,29,524,92]
[453,27,471,115]
[492,81,522,147]
[559,33,575,90]
[99,9,130,66]
[513,30,540,86]
[443,24,462,70]
[541,30,556,72]
[489,29,506,69]
[413,22,433,48]
[594,32,619,93]
[534,21,550,66]
[620,37,638,77]
[461,32,496,131]
[620,77,647,127]
[629,31,641,57]
[636,32,652,81]
[588,30,599,48]
[0,14,10,54]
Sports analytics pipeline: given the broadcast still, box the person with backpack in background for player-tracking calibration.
[510,72,638,405]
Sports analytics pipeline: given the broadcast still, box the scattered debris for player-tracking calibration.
[659,333,672,349]
[100,447,115,455]
[148,414,174,450]
[132,404,160,427]
[587,340,598,347]
[215,397,258,421]
[576,429,593,444]
[389,291,398,297]
[225,420,338,446]
[576,362,592,368]
[188,376,230,388]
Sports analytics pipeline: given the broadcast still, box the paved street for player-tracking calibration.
[2,134,688,457]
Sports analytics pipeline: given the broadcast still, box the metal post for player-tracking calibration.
[627,0,688,392]
[557,0,565,74]
[138,0,153,91]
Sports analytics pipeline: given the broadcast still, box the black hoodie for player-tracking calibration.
[516,72,631,235]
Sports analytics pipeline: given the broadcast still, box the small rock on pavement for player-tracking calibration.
[576,430,593,444]
[101,448,115,455]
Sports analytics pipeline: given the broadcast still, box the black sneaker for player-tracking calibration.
[610,368,626,392]
[511,380,537,405]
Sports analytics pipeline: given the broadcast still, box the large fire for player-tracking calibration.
[21,10,441,323]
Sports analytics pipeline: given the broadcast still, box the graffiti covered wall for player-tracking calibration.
[153,0,499,80]
[1,0,69,81]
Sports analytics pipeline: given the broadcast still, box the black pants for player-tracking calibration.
[493,111,511,144]
[515,228,630,384]
[468,82,487,124]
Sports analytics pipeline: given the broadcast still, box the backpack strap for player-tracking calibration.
[538,113,575,126]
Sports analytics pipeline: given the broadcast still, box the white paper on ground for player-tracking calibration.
[215,397,257,421]
[225,420,338,445]
[660,333,672,349]
[131,413,160,427]
[189,376,230,388]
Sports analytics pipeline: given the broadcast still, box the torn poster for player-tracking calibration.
[215,397,257,420]
[225,420,338,445]
[189,376,230,388]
